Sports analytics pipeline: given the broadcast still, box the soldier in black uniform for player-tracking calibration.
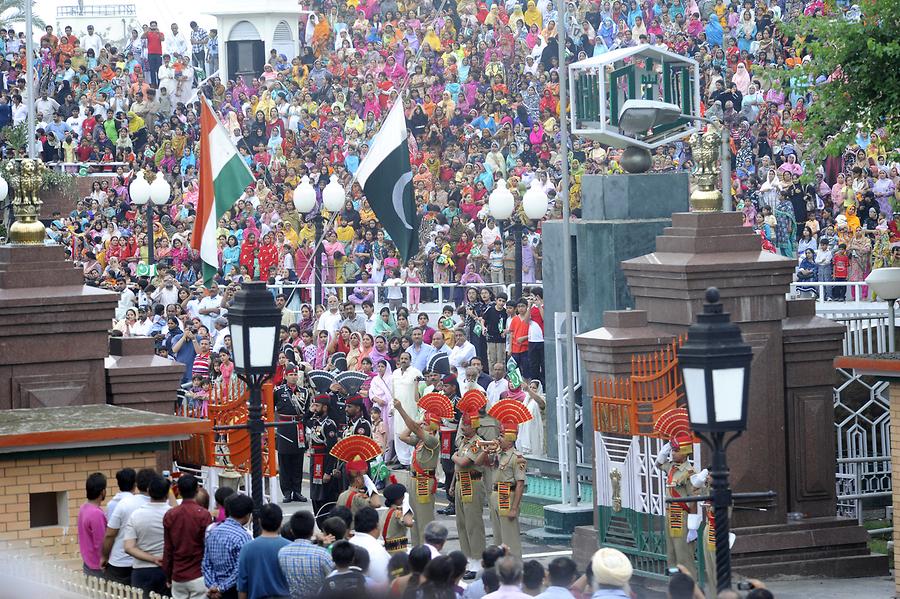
[437,374,462,516]
[344,396,372,438]
[327,382,349,434]
[274,363,310,503]
[306,393,340,524]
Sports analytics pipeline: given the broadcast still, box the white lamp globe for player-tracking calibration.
[488,179,515,220]
[322,174,346,212]
[129,173,151,205]
[0,174,8,202]
[149,174,171,205]
[522,179,550,220]
[293,175,317,213]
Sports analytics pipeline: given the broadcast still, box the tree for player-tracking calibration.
[772,0,900,160]
[0,0,45,30]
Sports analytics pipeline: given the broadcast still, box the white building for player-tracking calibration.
[199,0,301,81]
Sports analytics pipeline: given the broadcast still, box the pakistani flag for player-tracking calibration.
[356,101,419,261]
[191,96,255,284]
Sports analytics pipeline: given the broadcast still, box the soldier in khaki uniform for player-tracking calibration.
[451,412,486,573]
[393,396,444,546]
[332,435,383,516]
[381,483,414,554]
[655,430,700,579]
[478,399,530,558]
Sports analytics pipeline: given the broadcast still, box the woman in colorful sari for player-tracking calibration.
[848,228,871,300]
[774,195,797,258]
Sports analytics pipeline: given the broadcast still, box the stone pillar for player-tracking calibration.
[542,172,689,461]
[621,211,797,526]
[0,245,118,407]
[106,336,186,415]
[782,299,844,517]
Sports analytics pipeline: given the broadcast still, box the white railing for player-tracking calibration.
[270,281,543,319]
[788,280,873,305]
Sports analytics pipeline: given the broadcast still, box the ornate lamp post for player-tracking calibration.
[2,159,47,244]
[489,179,548,299]
[677,287,753,593]
[227,281,281,536]
[294,175,324,305]
[129,171,171,265]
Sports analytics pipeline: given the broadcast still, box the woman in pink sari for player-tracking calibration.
[367,360,395,462]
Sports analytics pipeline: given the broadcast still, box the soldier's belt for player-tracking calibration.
[278,415,302,421]
[458,470,480,503]
[495,482,512,516]
[384,537,409,553]
[414,471,435,503]
[411,470,435,478]
[492,482,516,490]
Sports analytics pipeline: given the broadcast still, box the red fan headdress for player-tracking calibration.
[488,399,533,440]
[458,389,487,427]
[654,407,694,455]
[330,435,382,473]
[418,392,454,425]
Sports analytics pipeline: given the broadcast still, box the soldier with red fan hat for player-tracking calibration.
[274,363,312,503]
[477,398,532,558]
[332,435,384,515]
[452,389,489,575]
[392,391,451,545]
[307,393,341,524]
[654,407,700,579]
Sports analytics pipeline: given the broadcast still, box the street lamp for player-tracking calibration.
[322,174,346,213]
[489,179,548,299]
[618,99,732,211]
[294,175,325,305]
[227,281,281,536]
[865,268,900,352]
[129,171,171,265]
[677,287,753,593]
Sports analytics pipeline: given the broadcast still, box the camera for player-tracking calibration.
[667,567,680,576]
[736,581,754,591]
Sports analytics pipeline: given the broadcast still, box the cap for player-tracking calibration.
[284,363,299,375]
[591,547,633,587]
[671,431,694,455]
[347,395,365,408]
[383,483,406,506]
[312,394,330,404]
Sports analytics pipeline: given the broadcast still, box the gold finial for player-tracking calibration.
[6,158,47,244]
[688,122,723,212]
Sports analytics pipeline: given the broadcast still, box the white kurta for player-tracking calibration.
[391,365,422,465]
[516,396,545,458]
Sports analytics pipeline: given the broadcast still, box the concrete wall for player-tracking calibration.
[542,172,689,463]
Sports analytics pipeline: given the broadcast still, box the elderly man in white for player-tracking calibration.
[449,328,477,378]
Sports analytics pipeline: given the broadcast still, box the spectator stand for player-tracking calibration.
[173,379,282,507]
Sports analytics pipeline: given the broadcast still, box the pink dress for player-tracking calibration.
[406,267,421,306]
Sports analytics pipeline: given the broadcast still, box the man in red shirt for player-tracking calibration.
[162,474,212,598]
[832,243,849,302]
[509,298,531,379]
[142,21,166,86]
[527,287,545,386]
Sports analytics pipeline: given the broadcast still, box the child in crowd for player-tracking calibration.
[832,243,850,301]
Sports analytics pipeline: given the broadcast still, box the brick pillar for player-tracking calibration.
[892,381,900,596]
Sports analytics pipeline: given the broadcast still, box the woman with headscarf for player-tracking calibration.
[517,379,546,457]
[774,194,797,258]
[736,10,756,53]
[524,0,543,28]
[598,17,618,48]
[731,62,751,95]
[705,16,724,47]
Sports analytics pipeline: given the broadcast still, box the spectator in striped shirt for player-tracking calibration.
[191,335,212,379]
[202,494,253,599]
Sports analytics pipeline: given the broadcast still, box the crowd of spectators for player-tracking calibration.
[79,468,775,599]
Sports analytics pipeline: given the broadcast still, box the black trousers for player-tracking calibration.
[441,456,455,501]
[147,54,162,86]
[131,566,168,599]
[192,50,206,69]
[528,341,545,386]
[278,450,304,498]
[105,564,132,585]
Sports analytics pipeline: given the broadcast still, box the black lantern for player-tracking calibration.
[221,281,280,536]
[228,282,281,377]
[677,287,753,433]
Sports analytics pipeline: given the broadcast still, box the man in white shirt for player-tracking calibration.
[211,317,230,352]
[197,283,223,332]
[486,362,509,408]
[167,23,189,57]
[483,557,532,599]
[123,475,171,597]
[391,352,422,466]
[431,332,451,356]
[315,294,343,335]
[130,307,154,336]
[362,301,377,335]
[82,25,104,57]
[347,507,390,585]
[105,468,136,518]
[35,92,60,119]
[152,277,180,308]
[101,468,155,585]
[449,329,477,378]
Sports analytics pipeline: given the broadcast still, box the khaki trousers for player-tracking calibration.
[490,490,522,557]
[455,478,486,560]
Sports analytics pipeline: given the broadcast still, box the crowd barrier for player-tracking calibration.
[0,553,150,599]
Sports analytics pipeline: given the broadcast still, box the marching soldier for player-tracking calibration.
[437,375,461,516]
[478,399,531,558]
[655,429,700,579]
[393,392,451,546]
[689,468,718,595]
[381,483,414,554]
[307,394,340,524]
[332,435,383,515]
[451,411,486,575]
[273,363,310,503]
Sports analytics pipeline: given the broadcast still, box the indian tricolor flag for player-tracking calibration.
[192,97,255,284]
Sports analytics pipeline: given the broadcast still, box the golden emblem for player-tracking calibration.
[610,468,622,512]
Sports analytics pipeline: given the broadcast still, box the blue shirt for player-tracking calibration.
[277,538,334,599]
[202,518,251,591]
[406,341,435,372]
[536,586,577,599]
[237,535,291,599]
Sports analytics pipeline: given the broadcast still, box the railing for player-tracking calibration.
[836,455,892,530]
[0,555,152,599]
[788,280,872,305]
[48,161,127,174]
[56,4,136,17]
[271,281,543,319]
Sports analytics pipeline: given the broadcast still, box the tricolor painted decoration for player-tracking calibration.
[192,96,255,284]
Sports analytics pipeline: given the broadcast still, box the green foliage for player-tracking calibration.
[0,123,27,154]
[0,0,44,29]
[0,158,76,196]
[768,0,900,159]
